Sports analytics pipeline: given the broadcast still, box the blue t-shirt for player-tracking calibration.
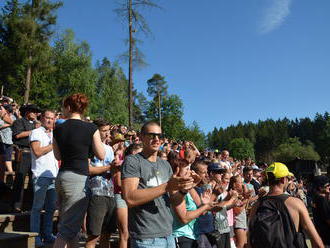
[195,186,215,234]
[89,143,114,197]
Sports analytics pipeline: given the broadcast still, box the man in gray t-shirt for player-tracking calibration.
[121,121,194,248]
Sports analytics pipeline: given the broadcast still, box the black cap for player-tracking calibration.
[2,104,13,113]
[208,162,226,173]
[20,104,41,116]
[313,175,330,189]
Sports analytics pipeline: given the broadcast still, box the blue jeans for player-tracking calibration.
[30,177,57,244]
[131,235,176,248]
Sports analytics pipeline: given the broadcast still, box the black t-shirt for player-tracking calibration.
[312,194,330,245]
[53,119,97,176]
[251,178,261,195]
[12,118,35,148]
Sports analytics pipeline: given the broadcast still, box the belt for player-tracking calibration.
[20,148,30,152]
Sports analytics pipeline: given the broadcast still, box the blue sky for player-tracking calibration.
[3,0,330,133]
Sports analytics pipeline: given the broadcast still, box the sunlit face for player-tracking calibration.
[196,164,209,182]
[254,170,261,178]
[26,111,37,121]
[41,111,55,130]
[211,172,222,184]
[120,126,127,134]
[141,124,162,153]
[99,125,110,142]
[221,173,230,187]
[244,170,253,183]
[160,153,168,160]
[234,176,243,191]
[221,151,229,160]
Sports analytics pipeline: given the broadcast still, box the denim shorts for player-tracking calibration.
[115,193,127,209]
[131,235,176,248]
[0,143,13,161]
[55,170,90,241]
[87,195,117,236]
[234,209,247,230]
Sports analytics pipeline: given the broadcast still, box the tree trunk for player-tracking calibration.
[24,54,32,104]
[158,91,161,129]
[24,0,35,104]
[128,0,133,128]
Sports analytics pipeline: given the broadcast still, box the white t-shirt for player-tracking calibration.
[219,160,231,169]
[30,127,58,178]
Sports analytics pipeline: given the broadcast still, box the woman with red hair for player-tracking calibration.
[53,93,105,248]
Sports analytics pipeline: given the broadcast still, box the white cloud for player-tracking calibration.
[259,0,292,34]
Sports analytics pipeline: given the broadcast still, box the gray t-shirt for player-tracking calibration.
[121,153,173,239]
[0,118,13,145]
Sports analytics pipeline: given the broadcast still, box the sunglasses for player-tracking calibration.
[144,133,164,139]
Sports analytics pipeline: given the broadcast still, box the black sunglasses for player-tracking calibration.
[144,132,164,139]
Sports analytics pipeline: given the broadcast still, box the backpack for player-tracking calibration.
[249,194,308,248]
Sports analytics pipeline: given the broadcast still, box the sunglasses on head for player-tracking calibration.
[144,132,164,139]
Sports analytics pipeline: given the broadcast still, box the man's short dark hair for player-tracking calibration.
[191,160,208,173]
[42,110,55,116]
[243,166,253,175]
[141,121,160,134]
[93,119,109,128]
[267,172,282,186]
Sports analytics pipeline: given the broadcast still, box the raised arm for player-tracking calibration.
[92,130,105,160]
[122,177,168,208]
[171,190,213,225]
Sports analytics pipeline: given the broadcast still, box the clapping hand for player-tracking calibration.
[201,188,216,210]
[190,170,201,187]
[166,167,194,193]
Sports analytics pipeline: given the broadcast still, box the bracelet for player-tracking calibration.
[179,190,188,195]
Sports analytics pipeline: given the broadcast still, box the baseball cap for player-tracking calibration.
[2,104,13,113]
[266,162,294,179]
[20,104,41,116]
[252,165,262,171]
[208,162,226,173]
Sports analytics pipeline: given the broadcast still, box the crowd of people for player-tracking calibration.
[0,93,329,248]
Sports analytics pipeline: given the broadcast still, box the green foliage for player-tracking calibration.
[181,121,206,150]
[272,137,320,162]
[207,115,330,164]
[147,73,168,98]
[0,0,62,103]
[228,138,255,160]
[52,29,97,113]
[133,90,148,125]
[146,94,185,138]
[93,57,129,124]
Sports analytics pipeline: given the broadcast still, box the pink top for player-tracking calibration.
[227,208,234,226]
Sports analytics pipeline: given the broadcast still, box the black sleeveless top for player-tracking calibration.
[54,119,97,176]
